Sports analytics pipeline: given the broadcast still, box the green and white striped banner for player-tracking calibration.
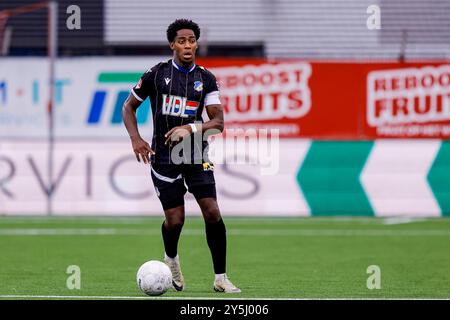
[1,140,449,217]
[297,140,450,217]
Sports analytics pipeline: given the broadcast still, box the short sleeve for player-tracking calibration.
[204,72,221,106]
[131,67,156,102]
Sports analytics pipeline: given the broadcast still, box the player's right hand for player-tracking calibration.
[131,136,155,164]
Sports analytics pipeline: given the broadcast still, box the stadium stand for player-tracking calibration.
[1,0,449,59]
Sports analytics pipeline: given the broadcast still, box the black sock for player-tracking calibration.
[161,221,183,258]
[205,218,227,274]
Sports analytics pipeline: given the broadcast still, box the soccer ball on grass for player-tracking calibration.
[136,260,172,296]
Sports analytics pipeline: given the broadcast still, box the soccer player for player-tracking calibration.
[122,19,241,293]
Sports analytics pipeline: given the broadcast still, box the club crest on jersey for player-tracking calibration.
[162,94,199,118]
[194,81,203,92]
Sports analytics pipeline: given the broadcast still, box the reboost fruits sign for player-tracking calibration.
[367,65,450,137]
[211,62,312,137]
[214,63,311,121]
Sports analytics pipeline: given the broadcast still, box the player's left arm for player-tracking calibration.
[164,104,224,145]
[197,73,224,133]
[165,72,224,145]
[202,104,224,132]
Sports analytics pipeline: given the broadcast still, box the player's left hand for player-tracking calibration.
[164,125,192,146]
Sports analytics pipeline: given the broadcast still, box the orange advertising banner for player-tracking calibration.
[198,58,450,139]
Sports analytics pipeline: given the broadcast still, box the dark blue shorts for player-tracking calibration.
[150,162,216,210]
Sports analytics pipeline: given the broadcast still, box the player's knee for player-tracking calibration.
[202,206,222,224]
[165,217,184,230]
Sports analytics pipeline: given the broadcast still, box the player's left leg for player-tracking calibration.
[184,163,241,293]
[195,197,241,293]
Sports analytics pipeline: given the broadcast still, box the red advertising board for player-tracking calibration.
[198,58,450,139]
[364,64,450,138]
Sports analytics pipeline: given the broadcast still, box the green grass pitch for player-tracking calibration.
[0,216,449,299]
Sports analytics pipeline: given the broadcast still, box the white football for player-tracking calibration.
[136,260,173,296]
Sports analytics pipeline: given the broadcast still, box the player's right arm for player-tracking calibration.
[122,94,154,164]
[122,68,157,164]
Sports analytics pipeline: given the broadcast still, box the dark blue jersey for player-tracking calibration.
[131,59,221,164]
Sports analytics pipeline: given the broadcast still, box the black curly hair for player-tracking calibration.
[166,19,200,43]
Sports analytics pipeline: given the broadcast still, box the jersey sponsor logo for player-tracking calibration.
[162,94,199,118]
[194,81,203,92]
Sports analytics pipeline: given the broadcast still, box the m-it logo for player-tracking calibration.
[87,72,150,125]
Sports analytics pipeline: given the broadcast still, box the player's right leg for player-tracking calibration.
[150,164,187,291]
[162,205,185,291]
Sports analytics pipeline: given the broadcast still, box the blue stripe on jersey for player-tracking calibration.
[172,60,196,74]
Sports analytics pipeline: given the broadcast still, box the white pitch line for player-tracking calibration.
[0,228,449,236]
[383,217,428,225]
[0,295,447,300]
[0,295,304,300]
[0,217,383,225]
